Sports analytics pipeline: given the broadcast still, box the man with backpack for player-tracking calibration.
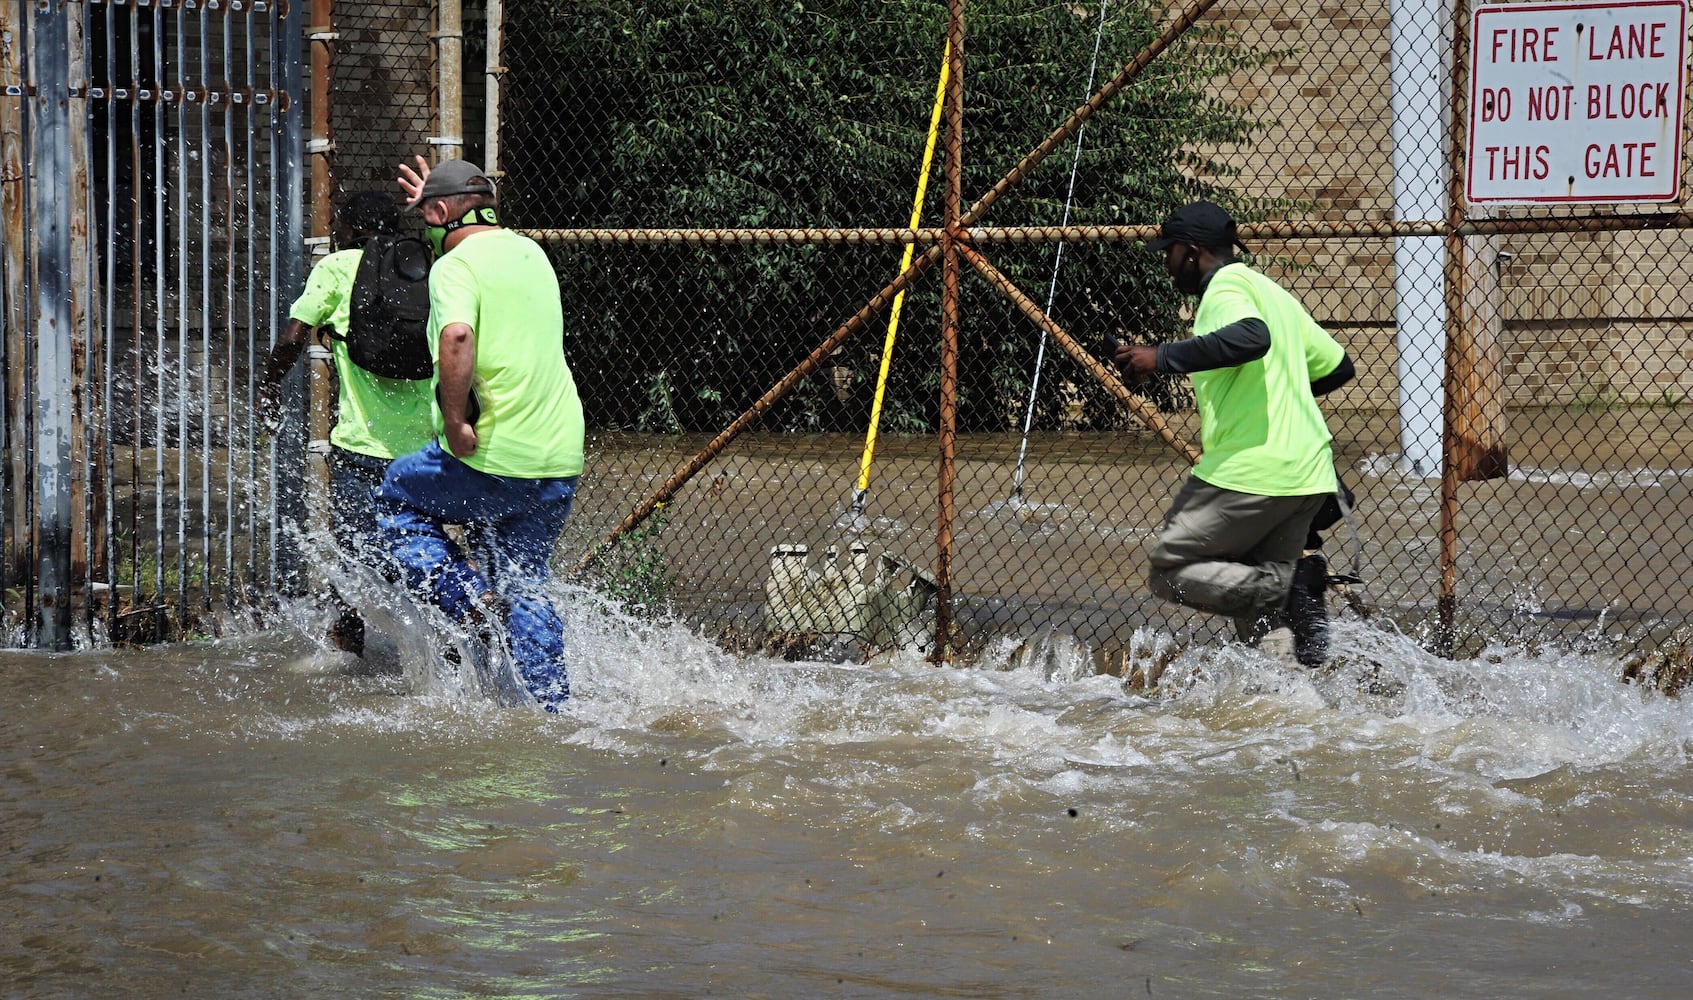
[376,157,586,712]
[262,191,438,660]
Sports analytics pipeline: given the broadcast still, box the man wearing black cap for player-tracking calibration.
[374,156,587,711]
[1116,200,1354,667]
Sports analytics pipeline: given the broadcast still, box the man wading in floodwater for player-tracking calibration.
[1116,201,1354,667]
[375,158,586,711]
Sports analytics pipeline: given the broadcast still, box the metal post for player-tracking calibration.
[272,0,306,595]
[0,0,24,638]
[307,0,335,504]
[30,0,76,649]
[435,0,463,160]
[932,0,964,664]
[1436,0,1472,657]
[485,0,504,177]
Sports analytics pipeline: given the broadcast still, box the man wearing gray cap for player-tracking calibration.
[375,156,586,711]
[1116,200,1354,667]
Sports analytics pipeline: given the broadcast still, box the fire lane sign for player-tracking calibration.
[1467,0,1687,204]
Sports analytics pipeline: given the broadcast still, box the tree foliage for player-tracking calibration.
[501,1,1274,432]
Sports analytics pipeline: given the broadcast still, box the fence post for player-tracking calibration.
[27,1,77,649]
[931,0,965,664]
[271,0,307,596]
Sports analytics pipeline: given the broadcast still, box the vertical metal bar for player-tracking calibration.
[127,1,142,603]
[310,0,331,236]
[0,0,23,639]
[221,4,237,607]
[307,0,334,506]
[243,5,258,595]
[67,4,90,641]
[151,1,166,605]
[486,0,503,176]
[931,0,964,664]
[272,0,306,596]
[30,0,76,650]
[436,0,463,160]
[99,0,118,639]
[197,3,212,616]
[174,4,190,623]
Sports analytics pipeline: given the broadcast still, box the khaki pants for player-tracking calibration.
[1148,475,1327,642]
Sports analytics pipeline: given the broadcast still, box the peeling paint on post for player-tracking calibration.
[31,0,75,649]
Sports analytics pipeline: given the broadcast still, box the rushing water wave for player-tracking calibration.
[3,591,1692,998]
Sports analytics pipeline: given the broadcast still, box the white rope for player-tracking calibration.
[1011,0,1112,498]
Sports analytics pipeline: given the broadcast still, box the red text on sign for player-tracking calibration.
[1490,26,1561,62]
[1585,21,1669,60]
[1584,141,1657,178]
[1483,144,1552,180]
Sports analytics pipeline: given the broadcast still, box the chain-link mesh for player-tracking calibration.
[481,0,1693,670]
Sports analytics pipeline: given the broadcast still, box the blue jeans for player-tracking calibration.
[329,447,389,555]
[375,441,578,709]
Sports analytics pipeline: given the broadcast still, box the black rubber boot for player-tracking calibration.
[1285,552,1330,668]
[327,606,366,658]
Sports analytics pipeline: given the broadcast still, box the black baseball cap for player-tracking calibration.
[413,159,495,207]
[1145,200,1248,253]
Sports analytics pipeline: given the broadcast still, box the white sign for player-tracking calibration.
[1466,0,1687,204]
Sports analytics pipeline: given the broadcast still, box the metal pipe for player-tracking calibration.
[435,0,463,160]
[243,6,259,594]
[486,0,504,176]
[959,244,1200,464]
[99,0,118,639]
[1390,0,1451,478]
[310,0,332,236]
[127,0,143,602]
[175,5,190,622]
[198,4,214,615]
[523,213,1693,246]
[932,0,965,664]
[152,1,166,605]
[307,0,334,505]
[272,0,306,596]
[0,0,25,633]
[222,2,238,603]
[30,0,76,649]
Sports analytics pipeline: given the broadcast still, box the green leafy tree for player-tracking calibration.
[502,1,1275,432]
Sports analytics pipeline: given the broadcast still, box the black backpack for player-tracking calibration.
[335,235,433,380]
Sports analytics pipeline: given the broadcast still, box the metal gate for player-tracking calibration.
[1,0,306,649]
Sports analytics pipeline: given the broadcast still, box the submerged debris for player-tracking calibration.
[1620,626,1693,696]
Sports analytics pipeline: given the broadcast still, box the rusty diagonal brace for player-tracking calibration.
[958,243,1201,465]
[574,0,1227,575]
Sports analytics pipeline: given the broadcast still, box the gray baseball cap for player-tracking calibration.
[414,159,495,205]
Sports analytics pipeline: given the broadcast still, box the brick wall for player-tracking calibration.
[1199,0,1693,409]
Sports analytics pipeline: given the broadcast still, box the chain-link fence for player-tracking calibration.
[500,0,1693,669]
[6,0,1693,677]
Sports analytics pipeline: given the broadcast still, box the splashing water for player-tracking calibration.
[4,578,1692,997]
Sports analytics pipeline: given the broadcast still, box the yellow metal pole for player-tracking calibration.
[852,39,951,512]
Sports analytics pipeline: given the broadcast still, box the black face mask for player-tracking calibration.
[1172,245,1204,296]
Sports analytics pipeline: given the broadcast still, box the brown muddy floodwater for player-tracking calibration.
[4,584,1693,998]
